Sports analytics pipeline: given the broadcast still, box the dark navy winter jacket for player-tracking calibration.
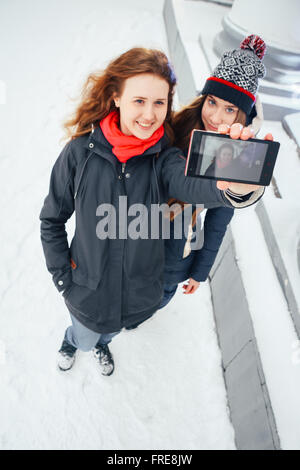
[39,126,262,332]
[163,206,234,284]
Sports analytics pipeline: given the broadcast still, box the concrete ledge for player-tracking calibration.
[255,200,300,338]
[282,112,300,151]
[209,228,280,449]
[210,237,254,368]
[224,340,280,450]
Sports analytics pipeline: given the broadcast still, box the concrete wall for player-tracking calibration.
[163,0,198,105]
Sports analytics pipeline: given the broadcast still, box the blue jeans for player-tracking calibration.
[64,314,121,352]
[159,283,178,309]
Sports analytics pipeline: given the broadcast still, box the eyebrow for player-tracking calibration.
[133,96,167,101]
[208,95,237,108]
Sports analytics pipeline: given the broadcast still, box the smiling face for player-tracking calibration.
[216,144,234,168]
[219,146,233,164]
[201,94,239,131]
[114,73,169,140]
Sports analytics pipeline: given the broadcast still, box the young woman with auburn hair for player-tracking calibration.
[40,46,265,373]
[62,48,175,144]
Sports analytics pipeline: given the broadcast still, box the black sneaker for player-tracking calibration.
[125,322,140,330]
[57,339,77,371]
[125,314,154,330]
[93,342,114,376]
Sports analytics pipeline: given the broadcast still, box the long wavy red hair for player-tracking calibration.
[61,47,176,144]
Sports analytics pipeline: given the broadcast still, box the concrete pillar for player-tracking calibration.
[213,0,300,89]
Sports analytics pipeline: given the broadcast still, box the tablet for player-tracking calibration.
[185,130,280,186]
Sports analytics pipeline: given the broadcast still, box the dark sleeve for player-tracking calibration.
[158,148,264,209]
[189,207,234,282]
[159,148,233,209]
[39,141,76,293]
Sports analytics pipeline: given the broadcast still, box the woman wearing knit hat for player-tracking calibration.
[158,35,273,307]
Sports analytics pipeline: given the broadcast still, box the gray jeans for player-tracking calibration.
[65,313,121,352]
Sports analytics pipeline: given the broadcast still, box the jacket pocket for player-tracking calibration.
[69,234,106,290]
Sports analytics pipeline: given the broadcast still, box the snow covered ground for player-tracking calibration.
[0,0,236,450]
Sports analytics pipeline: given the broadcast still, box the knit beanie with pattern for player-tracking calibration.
[202,35,266,115]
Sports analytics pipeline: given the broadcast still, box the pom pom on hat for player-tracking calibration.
[240,34,266,60]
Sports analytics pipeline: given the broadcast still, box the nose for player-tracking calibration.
[142,103,155,122]
[211,108,224,125]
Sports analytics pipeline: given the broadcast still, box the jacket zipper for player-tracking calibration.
[120,161,127,321]
[152,154,160,205]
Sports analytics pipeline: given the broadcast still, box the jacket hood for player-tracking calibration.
[246,93,264,135]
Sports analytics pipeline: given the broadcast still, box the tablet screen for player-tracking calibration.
[193,134,268,183]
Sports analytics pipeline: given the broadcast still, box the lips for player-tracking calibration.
[136,121,153,131]
[207,123,218,131]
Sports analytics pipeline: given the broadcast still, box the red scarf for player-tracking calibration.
[100,110,164,163]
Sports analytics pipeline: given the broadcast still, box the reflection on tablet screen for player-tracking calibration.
[194,135,268,183]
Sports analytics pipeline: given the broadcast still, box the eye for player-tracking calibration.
[226,107,236,114]
[135,99,144,104]
[155,100,165,105]
[208,99,215,106]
